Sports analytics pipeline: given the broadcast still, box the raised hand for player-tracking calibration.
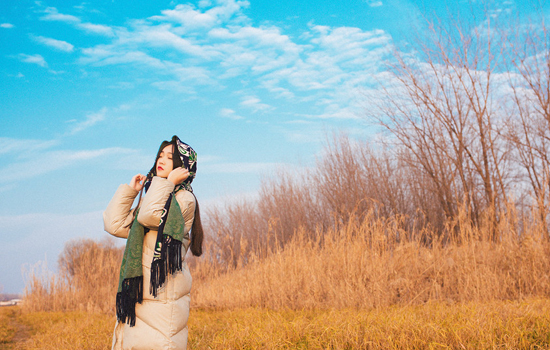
[167,167,190,185]
[129,174,146,191]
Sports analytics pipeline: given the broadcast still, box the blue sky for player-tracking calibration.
[0,0,541,293]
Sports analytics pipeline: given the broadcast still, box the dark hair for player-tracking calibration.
[146,139,204,257]
[189,195,203,257]
[149,141,182,177]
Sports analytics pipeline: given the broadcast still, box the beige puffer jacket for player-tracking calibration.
[103,176,196,350]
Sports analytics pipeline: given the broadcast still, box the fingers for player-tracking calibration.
[177,168,190,179]
[130,174,145,191]
[167,167,190,185]
[172,168,189,175]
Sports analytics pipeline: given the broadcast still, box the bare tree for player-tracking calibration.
[369,12,513,239]
[505,15,550,238]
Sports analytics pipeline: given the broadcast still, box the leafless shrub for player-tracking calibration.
[23,237,123,313]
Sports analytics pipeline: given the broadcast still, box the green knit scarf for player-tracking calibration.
[116,193,185,326]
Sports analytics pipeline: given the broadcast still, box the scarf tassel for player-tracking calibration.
[116,276,143,327]
[150,236,183,297]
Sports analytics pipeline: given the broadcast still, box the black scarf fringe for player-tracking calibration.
[150,235,183,297]
[116,276,143,327]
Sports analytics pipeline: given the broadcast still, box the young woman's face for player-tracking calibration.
[156,144,174,178]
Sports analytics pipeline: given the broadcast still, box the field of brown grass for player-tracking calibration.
[3,299,550,349]
[22,207,550,314]
[192,211,550,310]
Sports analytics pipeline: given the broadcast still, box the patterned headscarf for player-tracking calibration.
[173,135,197,193]
[144,135,197,193]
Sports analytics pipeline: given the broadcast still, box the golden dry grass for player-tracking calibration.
[0,307,17,347]
[190,299,550,349]
[23,208,550,313]
[192,211,550,309]
[22,237,122,314]
[0,306,113,350]
[3,300,550,349]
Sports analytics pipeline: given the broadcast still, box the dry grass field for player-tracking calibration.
[13,211,550,349]
[191,212,550,310]
[3,299,550,349]
[22,208,550,313]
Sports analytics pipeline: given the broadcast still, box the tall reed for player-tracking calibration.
[192,206,550,309]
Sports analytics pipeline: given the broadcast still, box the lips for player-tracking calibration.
[158,166,164,171]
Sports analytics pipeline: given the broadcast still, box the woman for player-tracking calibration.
[103,135,203,350]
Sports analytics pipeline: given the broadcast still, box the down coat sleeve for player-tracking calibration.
[103,184,139,239]
[137,176,176,229]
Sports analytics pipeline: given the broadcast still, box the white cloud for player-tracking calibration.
[198,0,213,8]
[0,137,58,156]
[82,49,165,68]
[365,0,383,7]
[260,80,295,99]
[68,107,108,134]
[81,47,216,86]
[78,22,114,36]
[150,0,249,30]
[125,23,219,58]
[17,54,48,67]
[220,108,244,120]
[209,25,302,74]
[0,146,133,183]
[32,35,74,52]
[151,4,220,29]
[40,7,113,36]
[41,7,81,23]
[1,23,14,28]
[209,26,294,47]
[240,96,272,112]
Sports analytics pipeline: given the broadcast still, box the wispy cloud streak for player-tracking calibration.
[40,7,114,36]
[68,107,108,135]
[17,53,48,67]
[32,35,74,52]
[0,146,134,183]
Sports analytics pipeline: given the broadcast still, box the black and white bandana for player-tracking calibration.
[173,135,197,193]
